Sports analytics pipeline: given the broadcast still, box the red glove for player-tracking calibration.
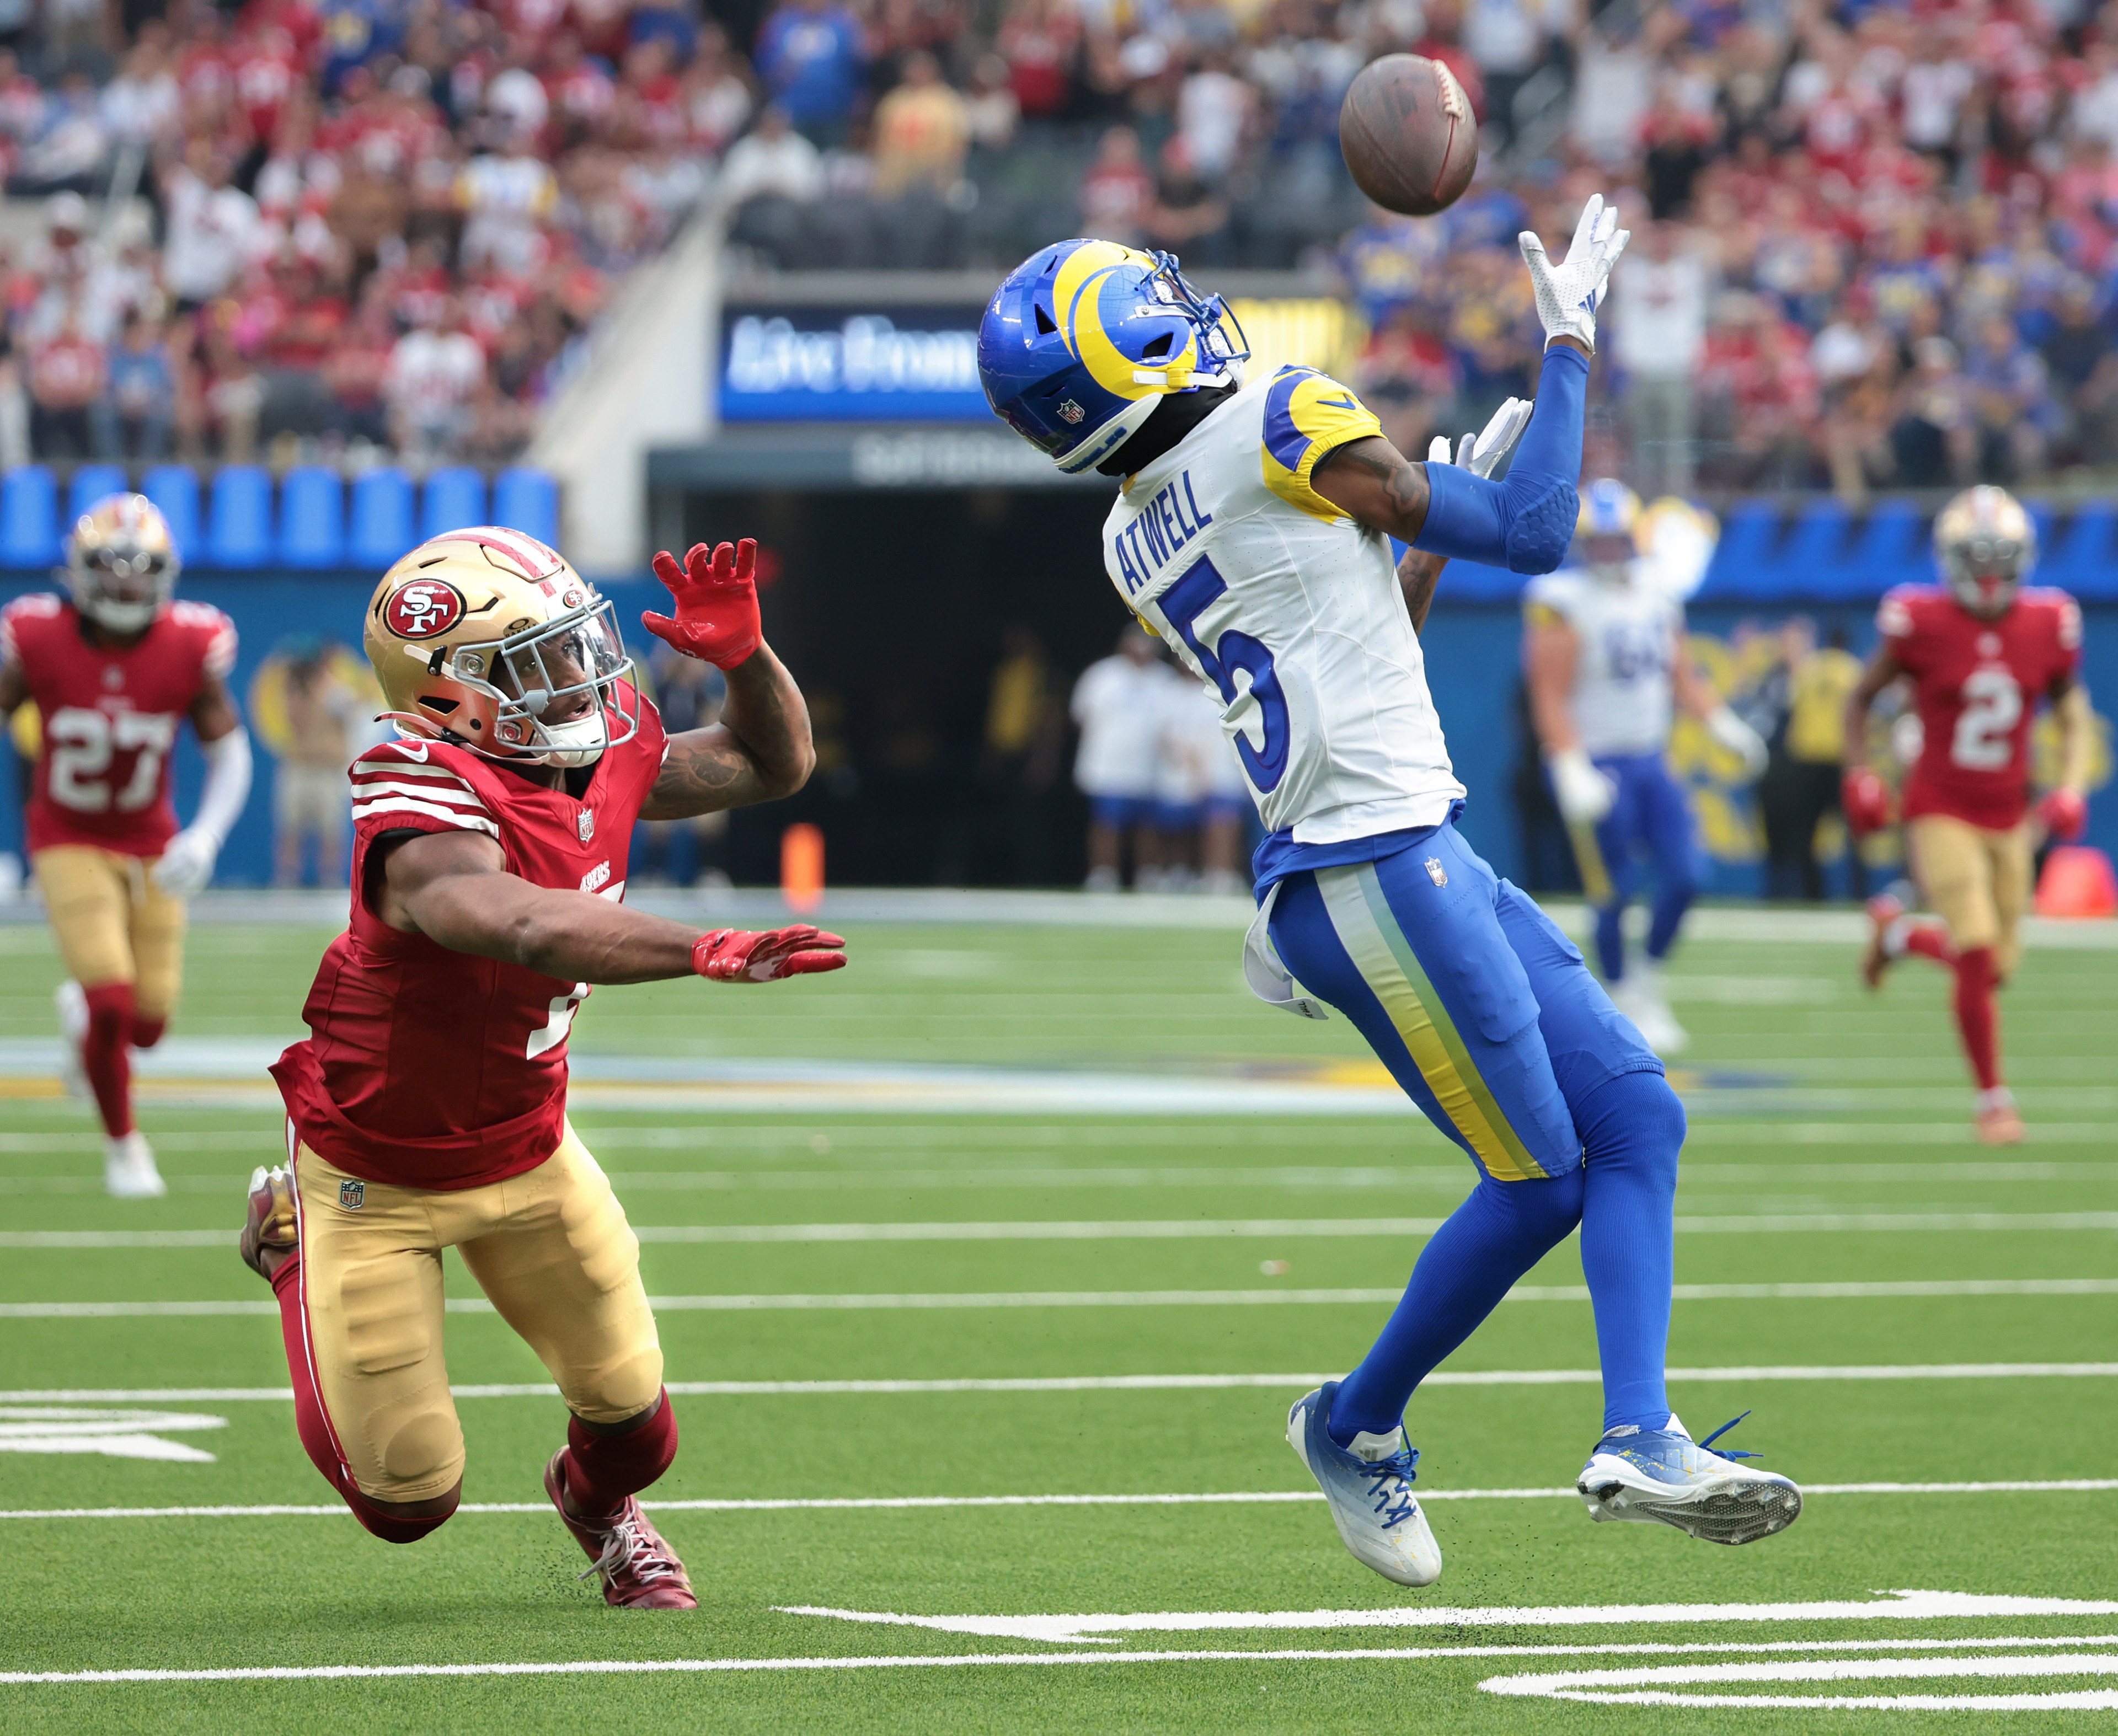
[643,539,762,669]
[693,925,846,983]
[1842,768,1892,835]
[2038,787,2088,842]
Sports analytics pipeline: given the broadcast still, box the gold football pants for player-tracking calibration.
[33,844,186,1017]
[1907,815,2031,977]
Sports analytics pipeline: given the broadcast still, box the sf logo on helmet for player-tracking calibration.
[387,580,467,639]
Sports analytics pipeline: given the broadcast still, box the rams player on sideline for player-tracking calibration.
[1523,481,1769,1054]
[237,528,844,1607]
[977,202,1801,1590]
[0,496,252,1199]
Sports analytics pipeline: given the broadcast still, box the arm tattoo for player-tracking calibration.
[1397,547,1447,635]
[640,649,810,820]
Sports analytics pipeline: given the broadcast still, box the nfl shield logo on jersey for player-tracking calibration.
[1425,857,1448,888]
[339,1178,366,1210]
[577,810,596,843]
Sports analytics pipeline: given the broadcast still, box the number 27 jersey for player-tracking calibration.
[1880,583,2080,831]
[1101,367,1463,847]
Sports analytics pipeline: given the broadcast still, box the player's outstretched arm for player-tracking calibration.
[376,828,845,984]
[638,538,817,819]
[1394,402,1537,632]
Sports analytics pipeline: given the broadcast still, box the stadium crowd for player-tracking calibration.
[0,0,747,468]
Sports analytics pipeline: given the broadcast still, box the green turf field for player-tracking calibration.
[2,906,2116,1733]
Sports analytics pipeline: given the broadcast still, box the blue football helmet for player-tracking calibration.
[977,239,1249,474]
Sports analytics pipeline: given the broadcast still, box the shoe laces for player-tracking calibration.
[1355,1443,1422,1529]
[579,1506,682,1587]
[1696,1410,1762,1461]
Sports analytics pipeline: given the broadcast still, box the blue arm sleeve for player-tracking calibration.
[1410,344,1588,575]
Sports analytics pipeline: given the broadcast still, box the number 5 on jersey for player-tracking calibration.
[1158,554,1291,792]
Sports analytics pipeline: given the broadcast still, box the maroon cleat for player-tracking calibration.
[543,1450,697,1609]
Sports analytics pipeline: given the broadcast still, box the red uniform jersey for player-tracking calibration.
[1,593,237,858]
[270,688,667,1191]
[1879,583,2082,831]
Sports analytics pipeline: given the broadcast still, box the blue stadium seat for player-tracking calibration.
[0,466,60,568]
[141,465,200,562]
[1775,497,1854,594]
[1698,500,1781,600]
[278,466,345,568]
[492,466,558,548]
[1848,499,1926,590]
[420,465,485,541]
[2039,502,2117,601]
[206,467,273,569]
[349,467,416,570]
[67,463,128,526]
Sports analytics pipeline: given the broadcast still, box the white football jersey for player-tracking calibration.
[1523,561,1681,757]
[1101,367,1463,844]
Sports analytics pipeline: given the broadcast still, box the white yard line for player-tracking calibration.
[7,1210,2116,1249]
[4,1362,2116,1405]
[4,1481,2116,1522]
[8,1277,2118,1319]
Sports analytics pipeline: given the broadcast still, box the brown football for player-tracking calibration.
[1338,53,1479,218]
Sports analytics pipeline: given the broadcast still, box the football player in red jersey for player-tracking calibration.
[0,495,253,1198]
[1843,486,2094,1145]
[239,525,843,1608]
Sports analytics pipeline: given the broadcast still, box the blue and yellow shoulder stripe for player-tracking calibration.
[1260,366,1384,523]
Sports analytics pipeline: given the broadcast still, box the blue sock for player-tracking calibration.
[1593,901,1625,982]
[1411,344,1588,575]
[1328,1169,1585,1446]
[1645,877,1696,961]
[1575,1070,1683,1432]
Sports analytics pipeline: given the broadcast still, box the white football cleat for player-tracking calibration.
[1578,1413,1801,1545]
[104,1130,167,1200]
[54,979,90,1102]
[1611,965,1688,1055]
[1287,1381,1442,1587]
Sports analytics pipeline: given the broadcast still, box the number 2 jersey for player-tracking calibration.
[1879,583,2081,831]
[270,688,667,1191]
[0,592,236,857]
[1101,366,1463,849]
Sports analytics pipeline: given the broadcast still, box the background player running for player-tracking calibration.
[239,526,844,1608]
[1523,481,1768,1053]
[977,205,1800,1592]
[1844,485,2093,1146]
[0,495,252,1199]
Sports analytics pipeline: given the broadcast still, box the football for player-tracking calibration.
[1338,53,1479,217]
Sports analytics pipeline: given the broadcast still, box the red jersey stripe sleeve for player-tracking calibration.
[349,758,498,838]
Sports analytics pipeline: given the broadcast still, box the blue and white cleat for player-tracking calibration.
[1286,1381,1442,1587]
[1577,1412,1802,1544]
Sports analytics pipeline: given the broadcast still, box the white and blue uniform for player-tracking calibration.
[1104,366,1659,1185]
[1525,561,1699,981]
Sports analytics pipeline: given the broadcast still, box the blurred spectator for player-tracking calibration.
[1071,625,1168,893]
[95,308,173,458]
[871,50,969,197]
[385,298,484,457]
[272,638,361,888]
[161,140,260,312]
[754,0,867,147]
[997,0,1079,124]
[963,53,1019,154]
[27,304,101,457]
[1611,222,1710,496]
[1891,334,1972,487]
[721,103,824,204]
[1078,123,1152,243]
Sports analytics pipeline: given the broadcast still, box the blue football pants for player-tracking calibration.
[1579,751,1700,983]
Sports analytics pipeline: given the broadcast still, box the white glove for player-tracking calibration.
[1519,193,1630,350]
[1707,705,1770,779]
[153,827,220,896]
[1548,746,1617,824]
[1426,397,1533,478]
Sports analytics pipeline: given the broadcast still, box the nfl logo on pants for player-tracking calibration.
[339,1178,366,1210]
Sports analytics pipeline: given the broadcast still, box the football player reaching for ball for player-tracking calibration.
[241,526,842,1607]
[1844,486,2093,1146]
[0,495,253,1199]
[978,203,1801,1594]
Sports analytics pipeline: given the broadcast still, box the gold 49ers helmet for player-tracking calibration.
[66,493,179,633]
[1935,485,2036,618]
[364,526,637,768]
